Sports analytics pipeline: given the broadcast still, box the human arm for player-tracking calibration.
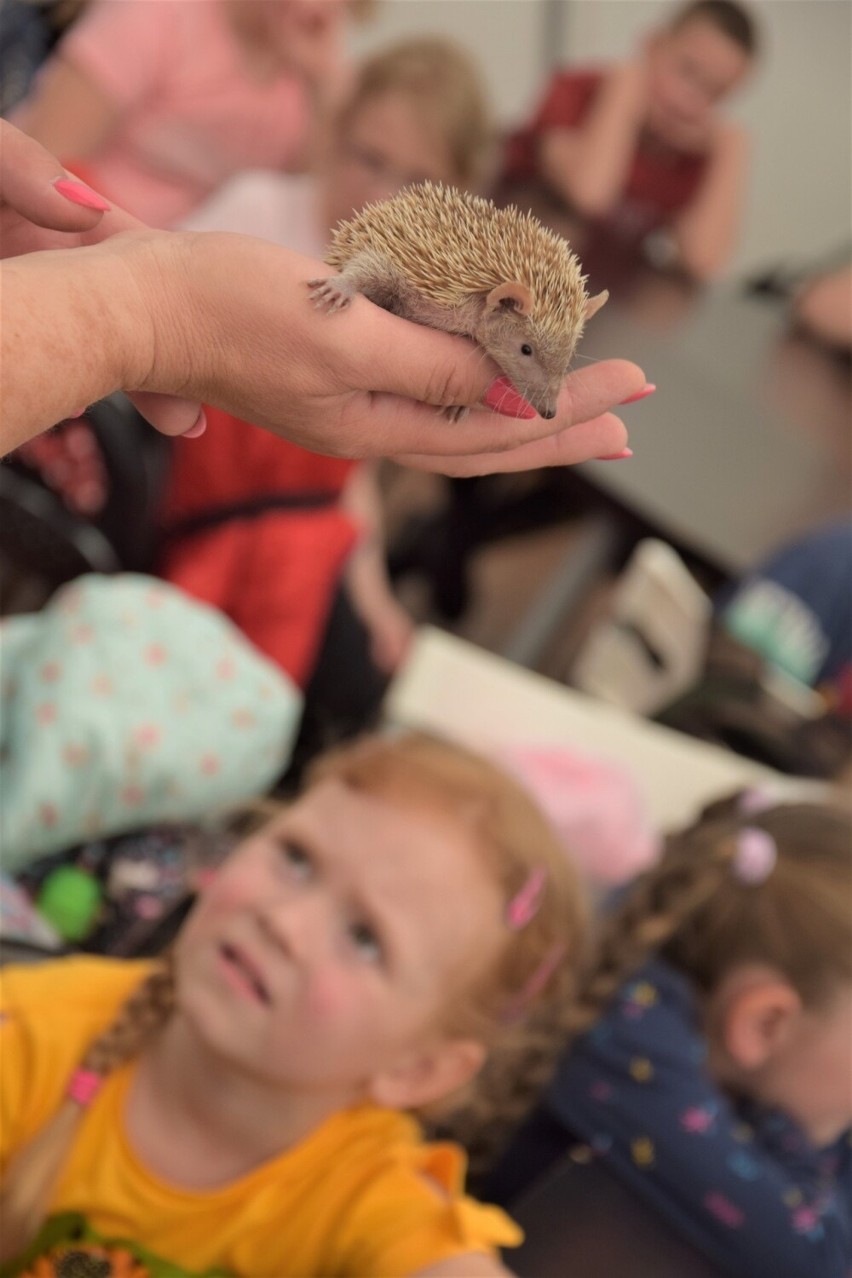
[669,123,749,281]
[537,63,648,219]
[340,464,414,674]
[410,1254,514,1277]
[1,220,643,467]
[792,265,852,350]
[545,964,852,1278]
[12,55,119,159]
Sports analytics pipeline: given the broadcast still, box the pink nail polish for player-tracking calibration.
[596,448,633,460]
[482,376,537,420]
[619,383,656,406]
[181,410,207,439]
[54,178,111,212]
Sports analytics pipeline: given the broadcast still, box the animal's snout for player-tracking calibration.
[541,408,557,420]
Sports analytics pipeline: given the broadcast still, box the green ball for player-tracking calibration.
[37,867,102,942]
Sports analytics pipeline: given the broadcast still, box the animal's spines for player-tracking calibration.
[326,182,588,345]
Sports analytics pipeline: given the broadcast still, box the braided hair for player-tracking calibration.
[565,794,852,1041]
[0,963,175,1263]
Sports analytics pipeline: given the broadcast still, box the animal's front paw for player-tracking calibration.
[307,276,355,314]
[441,405,471,424]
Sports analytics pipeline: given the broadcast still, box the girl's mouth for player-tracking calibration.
[219,942,271,1005]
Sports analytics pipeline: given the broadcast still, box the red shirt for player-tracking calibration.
[159,409,358,687]
[505,69,709,239]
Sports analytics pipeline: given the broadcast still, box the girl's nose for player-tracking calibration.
[261,891,329,962]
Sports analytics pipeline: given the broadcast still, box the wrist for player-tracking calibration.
[117,229,210,400]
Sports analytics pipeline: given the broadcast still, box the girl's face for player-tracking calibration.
[175,780,506,1104]
[325,90,457,230]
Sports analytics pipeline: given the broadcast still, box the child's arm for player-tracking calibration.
[410,1255,513,1276]
[12,57,119,159]
[537,62,648,219]
[545,965,852,1278]
[668,123,749,280]
[341,464,414,674]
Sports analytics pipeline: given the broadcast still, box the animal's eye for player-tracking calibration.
[521,344,533,356]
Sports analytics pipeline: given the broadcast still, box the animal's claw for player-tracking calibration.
[307,277,354,314]
[441,405,470,424]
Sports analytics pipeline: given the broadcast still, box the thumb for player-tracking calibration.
[127,392,206,438]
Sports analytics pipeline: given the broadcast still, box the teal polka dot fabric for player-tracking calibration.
[0,574,302,868]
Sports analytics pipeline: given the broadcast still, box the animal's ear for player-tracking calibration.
[486,282,534,316]
[584,289,609,321]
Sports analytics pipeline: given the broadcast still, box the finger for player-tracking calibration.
[394,411,629,477]
[332,358,644,460]
[344,303,645,432]
[126,391,205,438]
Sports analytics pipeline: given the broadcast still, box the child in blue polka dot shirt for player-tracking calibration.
[487,792,852,1278]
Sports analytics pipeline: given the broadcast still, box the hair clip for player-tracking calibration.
[67,1068,102,1108]
[506,867,546,930]
[503,943,566,1024]
[733,827,777,885]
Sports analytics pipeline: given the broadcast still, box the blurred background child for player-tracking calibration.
[504,0,758,280]
[485,791,852,1277]
[12,0,373,226]
[1,732,585,1276]
[162,36,494,766]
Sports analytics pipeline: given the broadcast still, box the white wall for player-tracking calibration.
[354,0,852,278]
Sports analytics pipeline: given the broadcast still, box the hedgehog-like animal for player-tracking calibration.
[308,182,608,420]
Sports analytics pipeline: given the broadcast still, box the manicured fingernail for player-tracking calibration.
[482,376,538,420]
[597,448,633,460]
[619,383,656,405]
[54,178,111,212]
[181,410,207,439]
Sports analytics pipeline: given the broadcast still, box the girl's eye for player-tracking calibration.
[347,920,382,964]
[280,840,313,879]
[521,344,533,356]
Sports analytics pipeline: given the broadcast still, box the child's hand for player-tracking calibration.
[275,0,351,90]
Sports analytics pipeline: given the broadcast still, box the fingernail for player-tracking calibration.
[596,448,633,460]
[619,383,656,405]
[54,178,111,212]
[482,375,538,420]
[181,410,207,439]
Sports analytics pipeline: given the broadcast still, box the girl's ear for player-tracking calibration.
[485,282,534,316]
[723,978,802,1071]
[367,1038,487,1111]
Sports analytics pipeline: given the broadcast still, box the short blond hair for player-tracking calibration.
[342,36,496,190]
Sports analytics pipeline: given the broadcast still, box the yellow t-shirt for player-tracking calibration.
[0,958,521,1277]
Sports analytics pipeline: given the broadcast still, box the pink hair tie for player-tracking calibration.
[67,1068,102,1107]
[733,827,777,885]
[506,868,546,930]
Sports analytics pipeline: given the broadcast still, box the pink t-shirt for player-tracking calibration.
[57,0,310,226]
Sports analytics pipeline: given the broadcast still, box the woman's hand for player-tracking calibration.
[1,120,647,468]
[131,229,645,474]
